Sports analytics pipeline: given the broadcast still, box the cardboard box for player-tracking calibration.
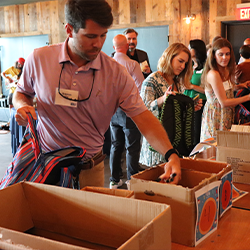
[217,129,250,184]
[130,158,231,247]
[0,182,171,250]
[81,186,134,198]
[193,146,216,160]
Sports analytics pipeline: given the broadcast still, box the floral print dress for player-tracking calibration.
[200,80,234,142]
[139,71,183,167]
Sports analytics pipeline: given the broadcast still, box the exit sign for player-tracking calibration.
[237,3,250,20]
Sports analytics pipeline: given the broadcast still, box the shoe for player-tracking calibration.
[125,180,130,189]
[0,124,9,131]
[109,179,123,189]
[138,165,146,172]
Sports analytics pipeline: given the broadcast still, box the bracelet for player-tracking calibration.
[164,148,179,162]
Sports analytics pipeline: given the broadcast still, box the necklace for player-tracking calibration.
[219,70,228,81]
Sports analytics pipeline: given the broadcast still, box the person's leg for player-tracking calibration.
[109,112,125,184]
[124,116,141,181]
[0,93,13,130]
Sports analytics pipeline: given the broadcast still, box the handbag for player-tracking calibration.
[149,92,195,157]
[0,113,86,189]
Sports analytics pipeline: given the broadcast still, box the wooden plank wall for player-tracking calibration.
[0,0,249,46]
[0,1,59,44]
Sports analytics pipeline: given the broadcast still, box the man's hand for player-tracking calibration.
[159,153,181,184]
[15,105,37,126]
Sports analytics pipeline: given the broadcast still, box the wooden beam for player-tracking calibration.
[0,30,50,38]
[111,20,173,30]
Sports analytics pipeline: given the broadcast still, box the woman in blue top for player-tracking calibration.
[184,39,207,145]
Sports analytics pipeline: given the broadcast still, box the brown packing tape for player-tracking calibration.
[81,186,134,198]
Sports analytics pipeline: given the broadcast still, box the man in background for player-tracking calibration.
[238,38,250,64]
[109,34,144,189]
[235,45,250,84]
[123,28,151,78]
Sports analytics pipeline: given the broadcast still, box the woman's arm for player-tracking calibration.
[188,83,205,94]
[208,70,250,108]
[234,80,250,90]
[141,75,169,116]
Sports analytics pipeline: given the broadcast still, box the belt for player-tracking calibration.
[79,151,106,170]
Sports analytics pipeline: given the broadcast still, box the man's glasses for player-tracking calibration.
[58,63,96,102]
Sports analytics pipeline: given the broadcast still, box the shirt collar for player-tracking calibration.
[58,38,102,71]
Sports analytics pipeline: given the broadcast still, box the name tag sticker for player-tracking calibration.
[55,88,78,108]
[223,81,231,91]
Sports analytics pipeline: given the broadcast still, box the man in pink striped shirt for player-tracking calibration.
[13,0,181,188]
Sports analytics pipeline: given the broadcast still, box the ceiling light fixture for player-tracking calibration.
[183,14,196,24]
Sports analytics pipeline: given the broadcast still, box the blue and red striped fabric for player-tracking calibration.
[0,113,86,189]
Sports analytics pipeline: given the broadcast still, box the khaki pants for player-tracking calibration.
[78,160,104,189]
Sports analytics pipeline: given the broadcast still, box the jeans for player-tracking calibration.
[109,108,141,182]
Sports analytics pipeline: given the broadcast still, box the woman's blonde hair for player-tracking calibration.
[202,38,235,88]
[157,43,192,88]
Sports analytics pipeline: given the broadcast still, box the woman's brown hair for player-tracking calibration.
[157,43,192,89]
[202,38,235,88]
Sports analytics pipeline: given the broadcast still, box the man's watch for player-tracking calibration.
[164,148,179,162]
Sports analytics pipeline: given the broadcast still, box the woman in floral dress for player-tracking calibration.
[139,43,193,167]
[200,38,250,142]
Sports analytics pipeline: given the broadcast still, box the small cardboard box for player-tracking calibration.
[0,182,171,250]
[217,129,250,184]
[130,158,231,247]
[194,146,216,160]
[81,186,134,198]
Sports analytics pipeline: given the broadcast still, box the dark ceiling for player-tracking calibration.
[0,0,55,7]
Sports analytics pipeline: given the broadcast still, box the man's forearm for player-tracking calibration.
[13,91,34,109]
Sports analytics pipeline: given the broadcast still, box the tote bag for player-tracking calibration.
[0,113,86,189]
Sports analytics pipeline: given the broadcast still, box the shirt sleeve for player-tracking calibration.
[131,61,144,93]
[15,52,36,97]
[118,67,147,118]
[3,67,12,75]
[235,65,242,84]
[140,75,161,118]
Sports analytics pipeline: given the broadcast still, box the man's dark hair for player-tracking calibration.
[65,0,113,33]
[239,45,250,59]
[123,28,138,36]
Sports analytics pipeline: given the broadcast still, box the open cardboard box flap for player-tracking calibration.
[0,226,87,250]
[231,124,250,133]
[0,182,171,250]
[217,130,250,149]
[217,129,250,184]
